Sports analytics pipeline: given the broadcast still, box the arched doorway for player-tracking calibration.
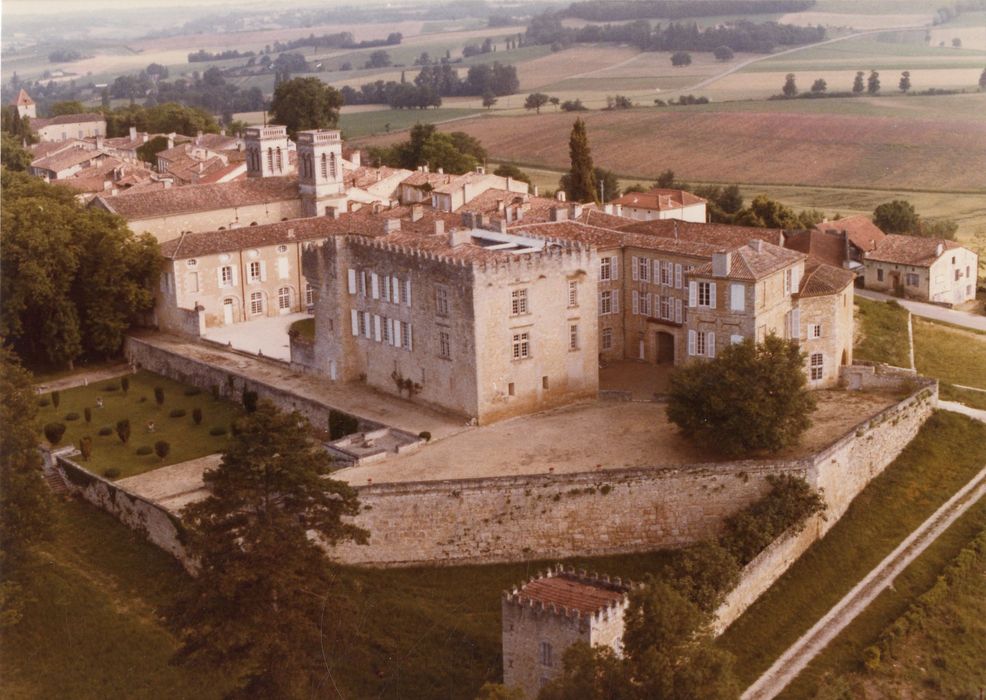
[656,331,675,364]
[222,297,239,325]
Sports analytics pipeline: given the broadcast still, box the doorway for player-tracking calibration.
[222,297,236,325]
[656,331,675,364]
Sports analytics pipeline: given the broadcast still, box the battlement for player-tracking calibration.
[503,564,634,624]
[245,125,288,140]
[297,129,342,145]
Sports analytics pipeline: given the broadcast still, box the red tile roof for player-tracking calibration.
[784,229,846,268]
[32,112,106,128]
[14,89,34,106]
[797,262,856,298]
[612,188,706,211]
[95,176,299,219]
[616,219,785,248]
[865,234,962,267]
[507,569,631,616]
[815,215,885,253]
[690,240,805,281]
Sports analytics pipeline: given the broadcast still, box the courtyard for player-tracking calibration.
[201,311,309,361]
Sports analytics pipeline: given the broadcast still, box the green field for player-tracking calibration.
[36,371,242,479]
[913,317,986,390]
[853,297,911,368]
[717,410,986,687]
[338,107,481,139]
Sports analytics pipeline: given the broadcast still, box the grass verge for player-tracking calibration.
[779,500,986,699]
[716,410,986,687]
[853,297,911,367]
[913,317,986,389]
[940,382,986,410]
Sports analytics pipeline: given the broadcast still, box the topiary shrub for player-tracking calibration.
[169,408,187,418]
[116,419,131,444]
[136,446,153,456]
[98,426,113,436]
[121,376,130,395]
[154,387,165,406]
[154,440,171,459]
[38,398,51,407]
[44,422,66,445]
[418,431,432,443]
[51,391,60,409]
[84,407,92,424]
[65,412,80,421]
[184,387,202,396]
[192,408,203,425]
[209,426,228,436]
[104,467,122,478]
[78,436,93,462]
[242,390,259,413]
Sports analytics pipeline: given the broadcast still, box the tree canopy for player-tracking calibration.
[524,92,550,114]
[564,118,597,203]
[667,335,816,457]
[168,401,368,697]
[368,123,487,174]
[0,171,159,368]
[873,199,957,240]
[270,77,343,139]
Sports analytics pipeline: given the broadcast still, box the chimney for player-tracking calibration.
[167,133,175,149]
[384,218,401,233]
[533,185,539,197]
[935,242,944,257]
[497,199,506,213]
[505,176,512,191]
[498,219,508,234]
[326,206,339,220]
[129,126,137,141]
[196,130,203,145]
[434,219,445,237]
[437,167,444,175]
[95,134,104,149]
[350,149,361,168]
[550,206,569,222]
[410,204,424,222]
[555,190,567,203]
[712,251,732,277]
[570,202,583,219]
[220,128,226,137]
[750,239,764,253]
[448,228,471,247]
[475,165,485,174]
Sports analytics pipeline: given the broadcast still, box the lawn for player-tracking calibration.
[716,410,986,687]
[36,371,242,480]
[940,383,986,410]
[778,499,986,698]
[912,317,986,389]
[853,297,911,367]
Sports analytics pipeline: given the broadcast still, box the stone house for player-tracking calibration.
[29,144,110,181]
[31,113,107,143]
[502,566,632,699]
[611,188,707,223]
[814,215,886,263]
[863,235,978,305]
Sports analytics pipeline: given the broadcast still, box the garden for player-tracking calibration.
[37,371,243,480]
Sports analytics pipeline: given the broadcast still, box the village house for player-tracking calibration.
[815,215,886,263]
[610,188,707,223]
[31,112,107,143]
[502,567,633,698]
[862,235,978,305]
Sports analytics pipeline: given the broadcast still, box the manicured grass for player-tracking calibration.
[0,499,234,699]
[853,297,911,367]
[339,107,481,139]
[716,410,986,687]
[940,382,986,410]
[913,317,986,389]
[36,371,242,480]
[779,500,986,698]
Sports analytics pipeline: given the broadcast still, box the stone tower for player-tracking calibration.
[297,129,346,216]
[14,89,36,119]
[244,125,289,178]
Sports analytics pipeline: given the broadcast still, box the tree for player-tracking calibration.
[670,51,692,67]
[0,133,32,172]
[43,422,66,446]
[167,401,368,697]
[561,99,587,111]
[79,436,93,462]
[115,419,131,444]
[154,440,170,460]
[867,70,880,94]
[493,163,532,184]
[898,70,911,92]
[49,100,86,116]
[952,37,962,48]
[477,683,526,700]
[733,194,822,230]
[852,71,865,93]
[873,200,918,234]
[655,169,676,188]
[0,349,54,628]
[667,336,816,457]
[482,90,498,109]
[810,78,827,94]
[782,73,798,97]
[713,45,734,61]
[564,118,597,203]
[270,77,343,139]
[524,92,550,114]
[364,50,391,68]
[559,166,620,203]
[549,96,561,110]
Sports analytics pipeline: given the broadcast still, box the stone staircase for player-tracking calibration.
[43,468,70,497]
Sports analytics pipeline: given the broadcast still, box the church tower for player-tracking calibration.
[244,125,289,178]
[14,89,36,119]
[296,129,346,217]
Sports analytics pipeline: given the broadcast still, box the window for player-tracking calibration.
[220,266,234,287]
[730,283,745,312]
[357,312,367,337]
[400,321,412,350]
[512,332,530,360]
[436,286,450,316]
[188,271,199,293]
[186,258,198,268]
[600,257,612,281]
[698,281,712,307]
[568,280,578,308]
[906,273,919,286]
[511,288,528,315]
[661,261,672,286]
[542,376,549,390]
[305,284,316,307]
[731,334,744,345]
[320,153,328,179]
[508,382,515,396]
[540,642,553,668]
[810,324,822,339]
[784,269,793,294]
[638,256,650,282]
[278,287,291,310]
[640,292,651,317]
[438,330,451,359]
[660,295,671,320]
[954,269,961,281]
[877,268,884,282]
[689,330,715,358]
[382,316,391,344]
[632,290,639,315]
[569,324,579,351]
[810,353,824,381]
[400,279,411,306]
[250,291,263,315]
[276,244,288,254]
[601,327,613,350]
[600,290,612,315]
[696,331,707,356]
[249,261,262,283]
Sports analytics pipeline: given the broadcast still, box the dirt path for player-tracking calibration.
[34,363,131,394]
[741,461,986,700]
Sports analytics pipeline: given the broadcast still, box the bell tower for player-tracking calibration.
[297,129,346,216]
[244,125,289,178]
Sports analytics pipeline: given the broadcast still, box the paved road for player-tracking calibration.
[742,461,986,700]
[856,288,986,332]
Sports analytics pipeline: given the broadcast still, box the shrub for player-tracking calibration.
[192,408,203,425]
[136,446,153,455]
[84,407,92,424]
[242,390,259,413]
[103,467,121,479]
[418,431,432,443]
[78,436,93,461]
[38,398,51,407]
[211,384,220,400]
[169,408,187,418]
[154,386,165,405]
[51,391,61,408]
[116,419,131,444]
[184,387,202,396]
[103,382,119,392]
[98,426,113,436]
[121,376,130,394]
[154,440,171,459]
[209,426,228,436]
[44,422,67,445]
[138,396,147,403]
[329,409,359,440]
[65,412,80,421]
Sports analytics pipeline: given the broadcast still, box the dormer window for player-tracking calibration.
[276,244,288,253]
[186,259,198,268]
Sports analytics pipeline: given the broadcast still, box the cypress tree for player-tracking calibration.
[567,118,597,203]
